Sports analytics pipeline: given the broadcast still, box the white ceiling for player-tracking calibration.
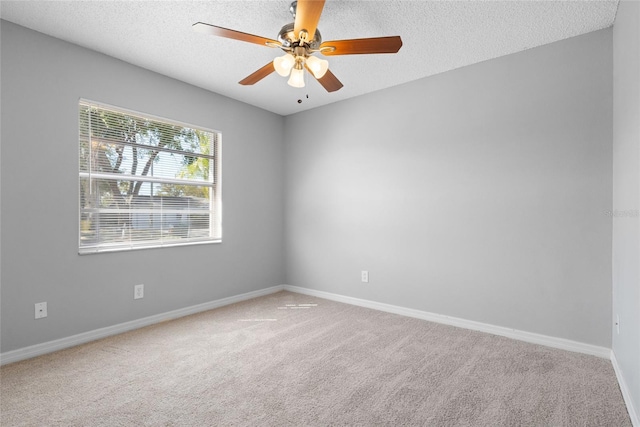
[0,0,619,116]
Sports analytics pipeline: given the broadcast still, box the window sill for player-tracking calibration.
[78,238,222,255]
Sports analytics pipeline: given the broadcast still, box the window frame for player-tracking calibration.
[78,99,222,254]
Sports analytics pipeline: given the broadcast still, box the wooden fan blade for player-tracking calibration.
[193,22,279,47]
[294,0,325,42]
[320,36,403,56]
[306,66,343,92]
[239,62,275,85]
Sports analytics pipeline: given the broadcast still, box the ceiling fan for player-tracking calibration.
[192,0,403,92]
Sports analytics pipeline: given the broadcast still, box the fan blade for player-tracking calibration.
[306,66,343,92]
[294,0,325,42]
[193,22,279,47]
[239,62,275,85]
[320,36,403,56]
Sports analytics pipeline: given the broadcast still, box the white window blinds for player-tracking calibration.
[78,99,221,254]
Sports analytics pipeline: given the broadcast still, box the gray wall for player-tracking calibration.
[0,21,285,353]
[284,29,613,347]
[612,0,640,413]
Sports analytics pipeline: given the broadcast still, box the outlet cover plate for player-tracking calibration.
[35,302,47,319]
[134,284,144,299]
[361,271,369,283]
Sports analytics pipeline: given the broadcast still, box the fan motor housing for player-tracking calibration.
[277,23,322,50]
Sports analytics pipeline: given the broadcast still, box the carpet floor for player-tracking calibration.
[0,291,631,426]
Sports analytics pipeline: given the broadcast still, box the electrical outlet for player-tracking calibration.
[35,302,47,319]
[361,270,369,283]
[616,315,620,334]
[134,284,144,300]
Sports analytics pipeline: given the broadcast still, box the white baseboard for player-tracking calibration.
[0,283,614,364]
[0,285,285,366]
[3,283,633,423]
[283,285,612,359]
[611,351,640,427]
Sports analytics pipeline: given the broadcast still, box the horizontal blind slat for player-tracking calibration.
[89,136,215,159]
[80,172,215,187]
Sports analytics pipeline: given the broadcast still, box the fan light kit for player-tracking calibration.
[193,0,402,92]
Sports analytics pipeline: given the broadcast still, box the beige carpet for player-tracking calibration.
[0,291,631,426]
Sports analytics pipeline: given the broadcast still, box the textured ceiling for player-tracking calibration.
[0,0,619,116]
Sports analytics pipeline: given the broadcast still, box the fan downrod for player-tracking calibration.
[277,1,322,50]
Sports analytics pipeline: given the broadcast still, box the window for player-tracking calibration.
[78,99,221,254]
